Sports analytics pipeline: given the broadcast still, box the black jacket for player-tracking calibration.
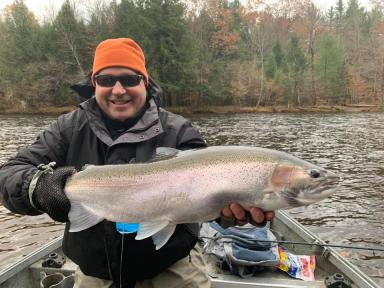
[0,97,206,286]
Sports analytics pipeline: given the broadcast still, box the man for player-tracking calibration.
[0,38,274,287]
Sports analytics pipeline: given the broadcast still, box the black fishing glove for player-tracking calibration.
[32,166,76,222]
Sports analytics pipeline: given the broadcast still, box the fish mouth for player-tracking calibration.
[303,178,339,203]
[283,176,340,207]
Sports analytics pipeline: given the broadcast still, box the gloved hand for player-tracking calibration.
[32,167,76,222]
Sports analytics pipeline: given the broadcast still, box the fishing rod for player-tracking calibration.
[200,235,384,252]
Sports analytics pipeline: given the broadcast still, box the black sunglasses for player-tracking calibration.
[95,74,143,87]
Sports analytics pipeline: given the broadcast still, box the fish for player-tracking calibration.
[64,146,339,249]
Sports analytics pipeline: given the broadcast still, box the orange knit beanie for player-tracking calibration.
[92,38,149,84]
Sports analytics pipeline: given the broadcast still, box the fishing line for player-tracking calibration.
[120,234,125,288]
[200,236,384,252]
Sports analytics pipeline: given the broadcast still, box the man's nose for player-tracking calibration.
[112,81,126,94]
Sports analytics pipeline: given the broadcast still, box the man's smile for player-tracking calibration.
[109,98,132,105]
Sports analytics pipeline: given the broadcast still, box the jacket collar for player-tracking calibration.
[80,97,164,146]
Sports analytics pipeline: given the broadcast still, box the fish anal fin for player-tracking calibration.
[152,225,177,250]
[135,221,169,240]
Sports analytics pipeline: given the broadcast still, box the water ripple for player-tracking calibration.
[190,112,384,286]
[1,113,383,286]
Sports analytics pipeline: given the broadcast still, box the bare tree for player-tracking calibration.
[293,0,323,105]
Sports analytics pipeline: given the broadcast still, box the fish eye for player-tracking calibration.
[310,170,321,178]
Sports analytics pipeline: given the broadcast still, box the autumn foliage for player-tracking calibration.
[0,0,383,110]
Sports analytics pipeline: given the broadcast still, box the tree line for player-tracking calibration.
[0,0,383,110]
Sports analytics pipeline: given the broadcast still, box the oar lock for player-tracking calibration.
[325,273,352,288]
[42,252,65,268]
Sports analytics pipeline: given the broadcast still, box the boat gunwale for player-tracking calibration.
[0,211,381,288]
[276,210,381,288]
[0,237,62,285]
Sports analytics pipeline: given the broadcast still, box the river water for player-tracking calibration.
[0,112,383,286]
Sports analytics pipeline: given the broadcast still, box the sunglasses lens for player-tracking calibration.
[120,75,142,87]
[95,75,116,87]
[95,75,142,87]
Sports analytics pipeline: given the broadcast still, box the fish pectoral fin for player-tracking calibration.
[68,201,104,232]
[152,225,177,250]
[135,221,169,240]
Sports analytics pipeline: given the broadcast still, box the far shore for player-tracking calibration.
[0,104,383,115]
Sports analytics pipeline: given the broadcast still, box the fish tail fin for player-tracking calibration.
[68,201,104,232]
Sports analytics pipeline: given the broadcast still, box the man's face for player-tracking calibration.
[94,67,147,121]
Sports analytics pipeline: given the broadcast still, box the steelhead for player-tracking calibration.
[64,146,339,249]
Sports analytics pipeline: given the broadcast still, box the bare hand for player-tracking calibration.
[219,203,274,228]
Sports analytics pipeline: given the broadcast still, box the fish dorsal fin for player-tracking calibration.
[135,221,169,240]
[152,224,177,250]
[81,164,95,170]
[148,147,180,162]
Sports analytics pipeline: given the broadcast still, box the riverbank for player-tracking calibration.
[169,104,383,114]
[1,104,383,115]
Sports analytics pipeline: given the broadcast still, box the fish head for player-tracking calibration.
[267,157,339,208]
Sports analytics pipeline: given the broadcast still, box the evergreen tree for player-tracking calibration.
[0,0,40,71]
[344,0,367,35]
[265,40,285,79]
[327,6,335,23]
[335,0,344,20]
[315,33,347,103]
[53,0,89,75]
[335,0,344,34]
[0,0,42,104]
[285,36,306,105]
[188,7,221,105]
[264,40,288,105]
[345,0,363,18]
[112,0,151,47]
[141,0,197,106]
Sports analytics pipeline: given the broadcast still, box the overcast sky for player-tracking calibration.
[0,0,374,21]
[0,0,63,20]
